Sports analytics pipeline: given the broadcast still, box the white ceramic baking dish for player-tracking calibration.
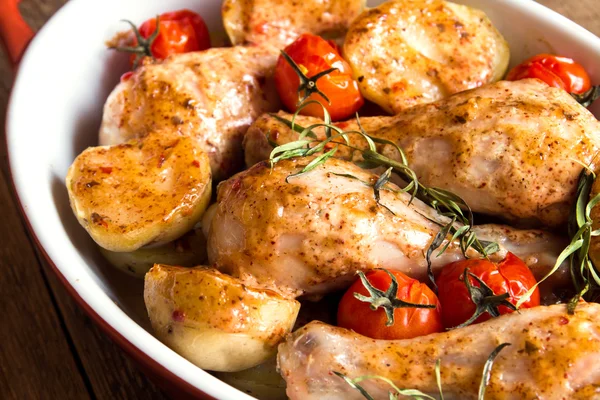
[4,0,600,398]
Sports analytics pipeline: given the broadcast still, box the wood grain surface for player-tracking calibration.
[0,1,598,399]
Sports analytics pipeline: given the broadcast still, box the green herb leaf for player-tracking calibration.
[478,343,511,400]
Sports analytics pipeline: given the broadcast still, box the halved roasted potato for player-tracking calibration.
[343,0,510,113]
[144,265,300,372]
[66,130,212,252]
[99,227,207,278]
[222,0,365,49]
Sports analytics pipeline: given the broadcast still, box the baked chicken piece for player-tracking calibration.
[100,46,279,182]
[222,0,365,49]
[207,157,566,298]
[278,303,600,400]
[243,79,600,227]
[101,0,364,182]
[343,0,509,113]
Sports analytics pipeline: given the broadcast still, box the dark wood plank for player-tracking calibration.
[0,160,91,400]
[0,1,166,399]
[42,266,167,400]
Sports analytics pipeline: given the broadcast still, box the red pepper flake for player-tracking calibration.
[120,71,134,82]
[157,154,166,168]
[172,310,186,322]
[99,166,113,174]
[558,316,569,325]
[91,212,108,228]
[191,160,200,168]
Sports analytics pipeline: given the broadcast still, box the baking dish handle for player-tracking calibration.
[0,0,35,67]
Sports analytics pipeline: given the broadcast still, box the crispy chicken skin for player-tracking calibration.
[343,0,509,113]
[207,157,565,298]
[278,303,600,400]
[67,130,211,252]
[243,80,600,227]
[222,0,365,49]
[99,46,280,182]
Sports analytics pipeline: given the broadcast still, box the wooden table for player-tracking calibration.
[0,1,598,398]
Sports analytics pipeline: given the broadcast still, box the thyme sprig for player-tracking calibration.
[334,343,510,400]
[516,169,600,312]
[572,86,600,108]
[450,269,517,330]
[110,16,160,69]
[354,270,436,327]
[268,105,500,290]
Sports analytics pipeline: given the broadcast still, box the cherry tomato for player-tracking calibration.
[436,253,540,329]
[506,54,591,94]
[337,270,443,340]
[132,9,210,66]
[274,33,364,121]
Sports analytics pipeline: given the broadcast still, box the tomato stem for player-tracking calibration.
[279,50,338,105]
[449,268,517,330]
[572,86,600,108]
[353,269,436,327]
[110,15,161,69]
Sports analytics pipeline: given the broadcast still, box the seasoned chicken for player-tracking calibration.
[343,0,509,113]
[67,129,211,252]
[278,303,600,400]
[207,157,565,298]
[222,0,365,49]
[243,80,600,227]
[101,0,364,182]
[99,46,280,182]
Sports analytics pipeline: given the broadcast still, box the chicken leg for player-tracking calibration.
[243,79,600,226]
[207,157,566,298]
[278,303,600,400]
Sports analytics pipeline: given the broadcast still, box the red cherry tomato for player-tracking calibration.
[337,270,443,340]
[506,54,591,94]
[132,9,210,66]
[436,253,540,329]
[274,33,364,121]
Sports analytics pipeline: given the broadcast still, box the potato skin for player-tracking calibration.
[144,265,300,372]
[99,227,207,278]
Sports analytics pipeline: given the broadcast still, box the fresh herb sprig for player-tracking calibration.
[334,343,510,400]
[516,168,600,312]
[269,102,500,290]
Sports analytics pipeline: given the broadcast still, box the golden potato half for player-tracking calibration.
[66,130,212,252]
[100,226,207,278]
[144,265,300,372]
[343,0,510,113]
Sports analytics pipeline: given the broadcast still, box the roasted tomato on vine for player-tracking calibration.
[436,252,540,329]
[506,54,591,94]
[274,33,364,121]
[115,9,211,68]
[337,269,442,340]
